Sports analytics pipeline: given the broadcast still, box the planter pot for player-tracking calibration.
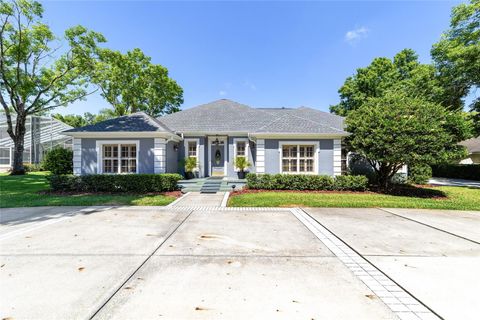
[185,172,195,180]
[237,171,246,179]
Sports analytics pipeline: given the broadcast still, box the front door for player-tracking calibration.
[211,143,225,176]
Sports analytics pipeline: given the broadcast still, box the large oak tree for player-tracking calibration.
[93,48,183,118]
[0,0,105,174]
[432,0,480,134]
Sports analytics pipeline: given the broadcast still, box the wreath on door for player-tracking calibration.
[215,149,221,165]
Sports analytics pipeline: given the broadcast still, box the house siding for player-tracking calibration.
[80,138,155,175]
[166,140,179,173]
[263,139,335,176]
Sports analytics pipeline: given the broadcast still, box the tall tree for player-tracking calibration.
[93,48,183,117]
[330,49,446,116]
[432,0,480,135]
[346,90,470,190]
[0,0,105,174]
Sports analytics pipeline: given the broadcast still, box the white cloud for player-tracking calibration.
[345,27,369,44]
[219,90,227,96]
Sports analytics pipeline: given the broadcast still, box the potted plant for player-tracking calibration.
[184,157,197,179]
[234,156,251,179]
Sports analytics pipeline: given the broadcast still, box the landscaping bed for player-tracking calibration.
[0,172,179,208]
[228,186,480,210]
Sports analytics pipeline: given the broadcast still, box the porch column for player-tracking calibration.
[333,139,342,176]
[154,138,166,174]
[256,139,265,173]
[73,138,82,176]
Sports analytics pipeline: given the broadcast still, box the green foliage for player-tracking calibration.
[346,90,470,189]
[42,148,73,175]
[432,0,480,132]
[233,156,251,172]
[93,48,183,117]
[47,173,182,192]
[333,175,369,191]
[184,157,197,173]
[0,0,105,174]
[431,164,480,181]
[408,163,432,185]
[245,173,368,192]
[22,163,44,172]
[330,49,446,116]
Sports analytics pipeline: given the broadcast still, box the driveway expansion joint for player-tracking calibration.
[379,208,480,246]
[290,208,443,320]
[87,209,194,320]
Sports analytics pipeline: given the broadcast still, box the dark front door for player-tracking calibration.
[211,144,224,176]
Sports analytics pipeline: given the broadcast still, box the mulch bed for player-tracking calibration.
[38,190,183,198]
[233,185,447,199]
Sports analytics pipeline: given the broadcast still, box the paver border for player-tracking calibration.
[290,208,443,320]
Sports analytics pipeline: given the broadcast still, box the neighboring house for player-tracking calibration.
[459,137,480,164]
[0,114,73,169]
[63,99,348,177]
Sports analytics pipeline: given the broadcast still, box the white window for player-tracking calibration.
[187,141,197,158]
[97,141,139,174]
[233,138,249,171]
[236,141,246,157]
[280,143,317,174]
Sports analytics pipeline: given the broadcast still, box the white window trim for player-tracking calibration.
[232,138,249,172]
[96,140,140,174]
[207,136,227,176]
[278,141,319,174]
[184,138,200,172]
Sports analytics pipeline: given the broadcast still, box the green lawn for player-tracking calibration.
[228,187,480,210]
[0,172,176,208]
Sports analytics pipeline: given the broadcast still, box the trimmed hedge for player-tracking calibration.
[47,173,182,193]
[42,147,73,175]
[431,164,480,181]
[246,173,368,191]
[408,163,432,185]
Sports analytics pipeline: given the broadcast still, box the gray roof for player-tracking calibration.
[460,137,480,154]
[64,100,347,136]
[64,112,174,133]
[158,99,346,135]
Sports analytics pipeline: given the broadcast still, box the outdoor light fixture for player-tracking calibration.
[231,184,236,191]
[173,144,178,152]
[214,138,220,146]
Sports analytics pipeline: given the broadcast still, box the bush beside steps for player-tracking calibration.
[246,173,369,191]
[47,174,182,193]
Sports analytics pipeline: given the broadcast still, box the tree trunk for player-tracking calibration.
[10,114,27,175]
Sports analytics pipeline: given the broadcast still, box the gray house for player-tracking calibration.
[63,99,347,177]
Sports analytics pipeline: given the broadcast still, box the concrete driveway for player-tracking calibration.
[1,206,479,320]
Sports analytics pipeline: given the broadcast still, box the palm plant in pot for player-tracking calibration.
[184,157,197,179]
[234,156,251,179]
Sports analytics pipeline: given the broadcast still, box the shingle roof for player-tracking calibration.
[64,100,347,136]
[459,137,480,154]
[158,99,346,135]
[64,112,174,133]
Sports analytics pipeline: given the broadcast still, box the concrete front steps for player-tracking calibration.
[178,177,246,193]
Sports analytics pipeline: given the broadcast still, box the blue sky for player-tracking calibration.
[42,0,461,115]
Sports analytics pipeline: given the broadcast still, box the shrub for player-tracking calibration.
[47,173,182,193]
[184,157,197,173]
[43,148,73,175]
[234,156,251,172]
[23,163,45,172]
[408,163,432,184]
[333,175,369,191]
[431,164,480,181]
[246,173,368,191]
